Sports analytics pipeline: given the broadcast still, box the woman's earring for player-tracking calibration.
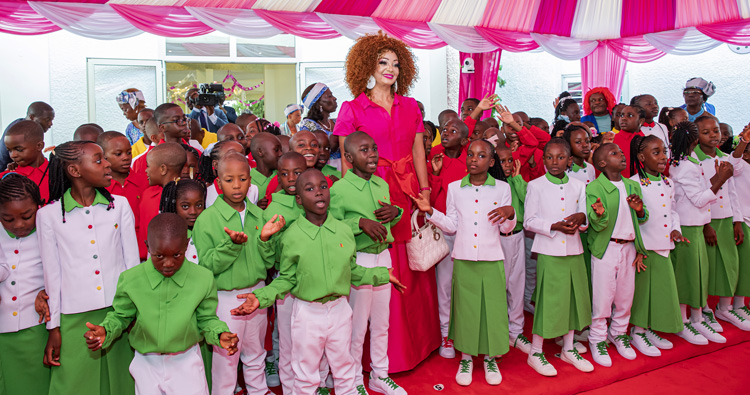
[366,75,376,90]
[394,79,398,92]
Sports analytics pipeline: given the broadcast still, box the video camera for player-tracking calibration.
[192,83,226,108]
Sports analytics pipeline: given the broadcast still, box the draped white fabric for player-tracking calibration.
[430,0,488,26]
[428,23,499,53]
[531,33,599,60]
[570,0,622,40]
[185,7,284,39]
[317,14,380,41]
[28,2,142,40]
[252,0,323,13]
[644,27,723,55]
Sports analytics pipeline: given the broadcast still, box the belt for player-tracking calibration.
[610,238,634,244]
[313,295,340,304]
[501,229,523,237]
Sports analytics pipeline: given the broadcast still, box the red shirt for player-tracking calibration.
[428,145,468,214]
[6,159,50,204]
[613,130,644,178]
[106,173,146,241]
[138,185,162,261]
[510,127,547,182]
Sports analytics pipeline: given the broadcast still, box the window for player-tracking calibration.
[298,62,352,119]
[237,36,296,58]
[166,33,230,57]
[561,74,583,105]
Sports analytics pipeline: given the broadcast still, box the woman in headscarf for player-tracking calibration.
[680,77,717,122]
[116,88,147,145]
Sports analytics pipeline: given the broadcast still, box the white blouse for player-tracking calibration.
[428,176,516,262]
[0,230,45,333]
[669,159,717,227]
[630,174,681,257]
[37,194,139,329]
[691,152,742,222]
[734,159,750,228]
[524,174,588,256]
[566,162,594,185]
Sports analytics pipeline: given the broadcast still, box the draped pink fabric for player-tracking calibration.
[458,50,502,115]
[0,1,60,35]
[29,2,142,40]
[182,0,257,8]
[621,0,676,37]
[479,0,541,32]
[534,0,578,36]
[254,10,341,39]
[697,18,750,45]
[675,0,742,28]
[110,4,213,37]
[374,19,446,49]
[475,28,540,51]
[185,7,283,38]
[318,14,380,40]
[606,36,666,63]
[371,0,441,21]
[581,43,628,102]
[314,0,382,16]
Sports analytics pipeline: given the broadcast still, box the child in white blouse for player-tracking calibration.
[37,140,139,395]
[412,139,516,387]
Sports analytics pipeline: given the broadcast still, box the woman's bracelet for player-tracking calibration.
[419,187,431,192]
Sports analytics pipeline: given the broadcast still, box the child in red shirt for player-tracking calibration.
[1,120,50,203]
[613,105,645,177]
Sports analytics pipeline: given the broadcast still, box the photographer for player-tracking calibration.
[186,87,228,134]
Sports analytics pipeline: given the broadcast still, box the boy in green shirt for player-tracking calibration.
[250,132,282,209]
[84,213,239,395]
[330,131,406,395]
[314,130,342,181]
[192,151,285,395]
[586,143,648,368]
[232,169,405,395]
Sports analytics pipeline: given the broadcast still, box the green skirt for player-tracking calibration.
[706,218,739,296]
[671,226,709,308]
[630,251,683,333]
[736,223,750,297]
[448,259,509,357]
[49,307,135,395]
[0,324,51,395]
[580,231,593,297]
[532,254,591,339]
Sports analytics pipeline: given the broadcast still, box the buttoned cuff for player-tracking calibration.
[252,289,274,310]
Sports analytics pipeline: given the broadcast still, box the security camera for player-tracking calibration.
[461,57,475,74]
[727,44,750,54]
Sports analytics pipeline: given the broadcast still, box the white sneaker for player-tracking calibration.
[736,306,750,321]
[483,357,502,385]
[265,359,280,387]
[676,322,709,345]
[702,309,724,332]
[608,333,637,360]
[694,320,727,343]
[630,328,661,357]
[560,349,594,372]
[590,341,612,367]
[355,384,369,395]
[715,308,750,331]
[574,329,590,342]
[439,337,456,359]
[645,328,673,349]
[511,334,531,354]
[527,352,557,377]
[554,337,588,354]
[456,358,473,386]
[368,376,406,395]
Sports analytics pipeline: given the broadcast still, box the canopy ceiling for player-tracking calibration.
[2,0,750,61]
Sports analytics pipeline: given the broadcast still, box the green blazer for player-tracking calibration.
[586,173,648,259]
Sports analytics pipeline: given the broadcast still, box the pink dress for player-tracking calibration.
[334,93,440,372]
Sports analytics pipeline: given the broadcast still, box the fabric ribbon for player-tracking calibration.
[116,90,145,109]
[302,82,328,111]
[643,121,655,127]
[284,104,304,117]
[378,155,419,242]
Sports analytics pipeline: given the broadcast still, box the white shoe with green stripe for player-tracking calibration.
[560,349,594,372]
[456,358,473,386]
[483,357,502,385]
[527,352,557,377]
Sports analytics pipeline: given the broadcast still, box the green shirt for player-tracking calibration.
[193,196,274,291]
[251,168,276,199]
[586,173,648,259]
[508,175,527,233]
[262,191,304,269]
[253,215,390,308]
[330,172,403,254]
[320,165,342,180]
[100,260,229,354]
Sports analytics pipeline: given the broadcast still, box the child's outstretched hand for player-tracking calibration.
[734,221,745,246]
[360,218,388,243]
[409,194,433,215]
[626,194,644,213]
[671,230,690,243]
[260,215,286,242]
[220,332,239,355]
[591,198,605,216]
[231,293,260,316]
[389,268,407,294]
[488,206,515,225]
[431,153,443,175]
[703,224,718,246]
[35,289,50,323]
[496,105,515,125]
[224,227,248,245]
[84,322,106,351]
[375,200,399,224]
[477,93,500,112]
[512,159,522,177]
[633,253,648,273]
[44,328,62,366]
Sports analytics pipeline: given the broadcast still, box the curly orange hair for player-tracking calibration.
[344,31,418,97]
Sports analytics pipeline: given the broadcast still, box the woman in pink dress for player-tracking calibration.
[334,31,440,372]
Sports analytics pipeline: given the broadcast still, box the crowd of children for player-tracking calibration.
[1,78,750,395]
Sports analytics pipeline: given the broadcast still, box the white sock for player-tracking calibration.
[734,296,747,310]
[562,331,574,351]
[681,304,688,323]
[691,307,703,323]
[718,296,732,311]
[531,334,544,355]
[461,352,472,361]
[703,304,712,312]
[633,326,646,334]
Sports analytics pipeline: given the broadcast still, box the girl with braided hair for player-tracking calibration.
[36,140,138,394]
[0,173,50,395]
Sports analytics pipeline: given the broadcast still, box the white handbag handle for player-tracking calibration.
[411,210,421,235]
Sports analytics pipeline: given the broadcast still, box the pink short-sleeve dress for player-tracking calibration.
[334,93,440,372]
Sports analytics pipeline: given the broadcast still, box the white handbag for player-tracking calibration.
[407,210,449,272]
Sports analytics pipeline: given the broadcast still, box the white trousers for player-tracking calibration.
[130,344,208,395]
[590,242,636,343]
[291,297,357,395]
[436,234,455,338]
[524,235,537,307]
[500,231,526,337]
[276,293,294,395]
[350,250,392,384]
[213,283,268,395]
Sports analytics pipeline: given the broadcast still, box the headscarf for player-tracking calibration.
[583,87,616,116]
[684,77,716,98]
[116,89,145,110]
[302,83,328,111]
[284,104,304,117]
